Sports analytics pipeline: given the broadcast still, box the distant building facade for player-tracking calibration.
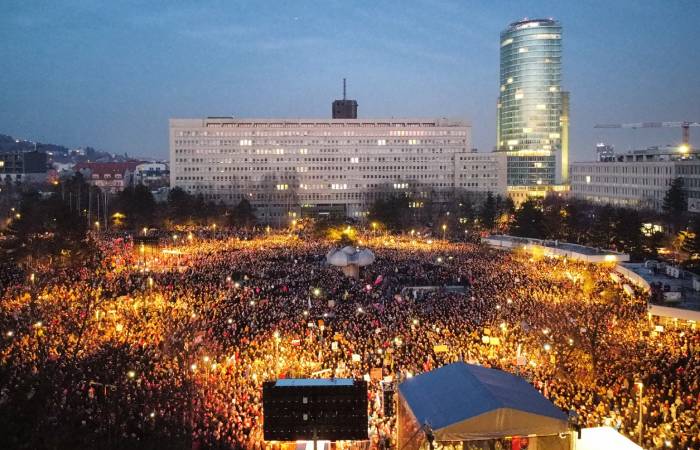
[134,162,169,187]
[497,18,569,198]
[170,117,505,223]
[74,161,142,193]
[0,150,48,183]
[570,148,700,211]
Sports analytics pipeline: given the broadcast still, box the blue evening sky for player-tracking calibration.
[1,0,699,160]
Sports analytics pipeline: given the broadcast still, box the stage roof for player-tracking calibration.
[399,362,568,441]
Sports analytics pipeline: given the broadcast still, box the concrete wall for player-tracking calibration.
[483,236,630,264]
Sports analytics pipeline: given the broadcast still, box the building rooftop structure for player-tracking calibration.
[576,146,700,163]
[506,17,559,30]
[74,161,142,177]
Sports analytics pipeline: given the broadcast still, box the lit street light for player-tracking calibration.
[636,382,644,444]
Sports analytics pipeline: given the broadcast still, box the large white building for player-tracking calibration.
[170,117,505,223]
[570,148,700,211]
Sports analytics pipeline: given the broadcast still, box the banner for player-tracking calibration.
[433,344,448,353]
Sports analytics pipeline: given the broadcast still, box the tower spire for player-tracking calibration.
[343,78,347,100]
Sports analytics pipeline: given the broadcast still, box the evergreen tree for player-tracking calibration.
[681,215,700,260]
[512,199,545,239]
[662,177,686,216]
[479,192,497,230]
[613,208,644,258]
[662,177,686,233]
[589,204,616,248]
[368,195,410,231]
[229,198,257,228]
[113,184,156,229]
[167,187,194,223]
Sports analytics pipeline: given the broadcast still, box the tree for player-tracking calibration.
[681,214,700,260]
[368,195,410,231]
[479,192,497,231]
[113,184,156,229]
[663,177,686,232]
[589,204,616,249]
[229,198,257,228]
[167,187,193,223]
[563,199,593,243]
[6,188,89,264]
[512,199,545,239]
[541,196,567,240]
[613,208,644,258]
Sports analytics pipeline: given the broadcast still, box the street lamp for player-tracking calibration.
[636,382,644,444]
[442,224,447,240]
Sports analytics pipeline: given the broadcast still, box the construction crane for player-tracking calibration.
[594,121,700,151]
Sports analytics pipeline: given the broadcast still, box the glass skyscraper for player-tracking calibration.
[497,18,569,189]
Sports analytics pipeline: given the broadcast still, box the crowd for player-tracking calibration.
[0,230,698,450]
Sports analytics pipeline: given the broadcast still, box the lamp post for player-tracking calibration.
[636,381,644,445]
[441,224,447,240]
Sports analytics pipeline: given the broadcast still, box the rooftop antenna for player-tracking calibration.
[343,78,347,100]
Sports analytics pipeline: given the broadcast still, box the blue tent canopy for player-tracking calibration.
[399,362,568,442]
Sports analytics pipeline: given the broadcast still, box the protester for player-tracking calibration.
[0,231,698,449]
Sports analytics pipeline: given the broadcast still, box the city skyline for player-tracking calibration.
[1,0,699,160]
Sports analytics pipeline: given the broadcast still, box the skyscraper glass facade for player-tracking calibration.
[497,18,568,187]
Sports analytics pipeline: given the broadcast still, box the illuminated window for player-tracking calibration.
[377,139,386,146]
[549,133,560,139]
[507,139,519,146]
[522,128,532,133]
[501,38,513,46]
[331,183,347,190]
[276,184,288,190]
[518,47,528,53]
[536,104,546,110]
[507,77,513,84]
[299,148,308,154]
[514,90,524,100]
[549,86,558,92]
[500,85,506,92]
[239,139,252,146]
[408,139,419,145]
[586,176,591,184]
[350,157,359,163]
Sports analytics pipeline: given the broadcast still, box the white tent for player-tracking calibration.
[576,427,642,450]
